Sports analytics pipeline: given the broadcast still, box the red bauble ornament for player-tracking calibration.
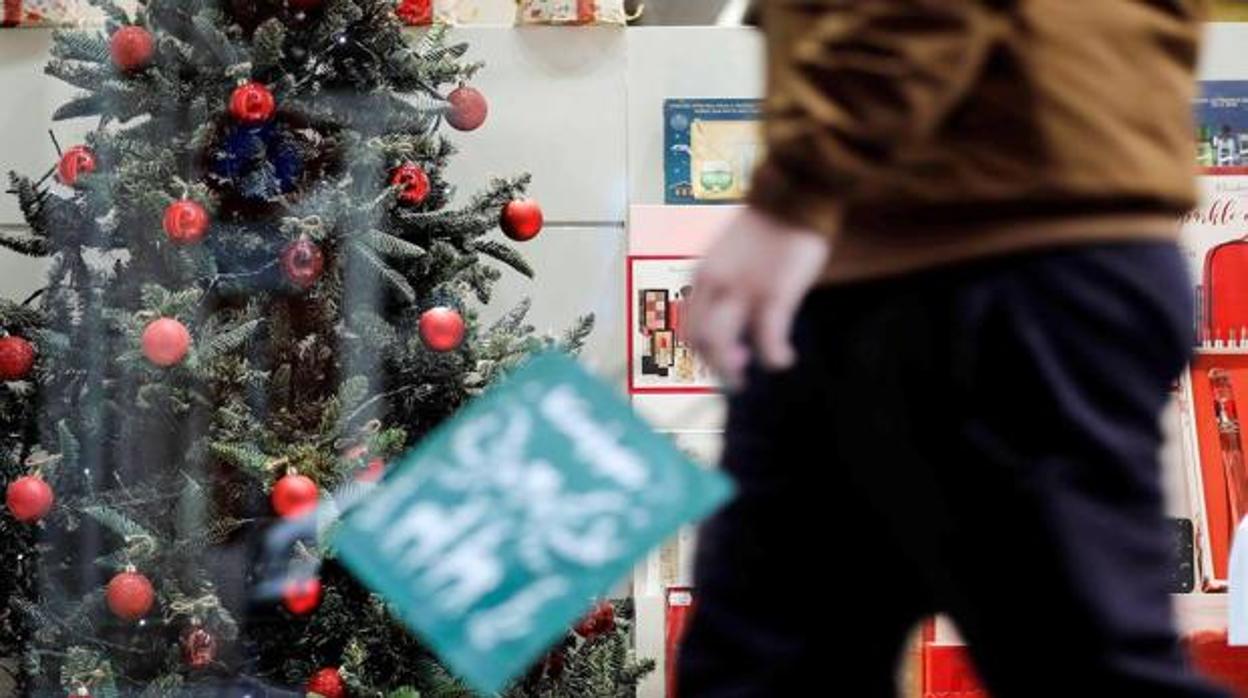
[574,601,615,638]
[271,471,319,519]
[306,667,346,698]
[593,601,615,633]
[6,475,53,523]
[69,687,91,698]
[57,146,97,186]
[288,0,324,11]
[419,307,465,353]
[0,336,36,381]
[282,577,322,615]
[110,26,155,72]
[446,86,488,132]
[142,317,191,367]
[501,199,544,242]
[280,238,325,290]
[229,81,276,125]
[163,200,210,245]
[396,0,432,25]
[106,569,155,622]
[181,624,218,669]
[355,458,386,483]
[390,163,431,205]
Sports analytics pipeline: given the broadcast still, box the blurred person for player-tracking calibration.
[680,1,1225,697]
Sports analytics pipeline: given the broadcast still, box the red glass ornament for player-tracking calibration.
[574,601,615,638]
[106,569,155,622]
[501,199,544,242]
[69,687,90,698]
[396,0,432,25]
[282,577,323,615]
[181,624,218,669]
[163,200,210,245]
[306,667,346,698]
[229,81,276,125]
[272,471,318,518]
[446,86,488,132]
[0,336,36,381]
[288,0,324,11]
[6,475,53,523]
[141,318,191,367]
[110,26,155,72]
[419,307,465,353]
[355,458,386,483]
[56,146,97,186]
[390,163,431,205]
[280,238,325,289]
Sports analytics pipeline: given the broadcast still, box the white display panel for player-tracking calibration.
[473,224,628,381]
[442,27,629,224]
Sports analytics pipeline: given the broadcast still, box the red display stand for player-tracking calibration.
[1182,354,1248,588]
[922,644,988,698]
[665,586,696,698]
[920,623,1248,697]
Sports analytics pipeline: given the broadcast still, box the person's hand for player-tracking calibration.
[687,207,831,390]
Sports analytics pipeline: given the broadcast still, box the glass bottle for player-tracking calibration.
[1210,369,1248,532]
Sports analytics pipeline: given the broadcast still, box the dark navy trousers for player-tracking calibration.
[678,242,1230,697]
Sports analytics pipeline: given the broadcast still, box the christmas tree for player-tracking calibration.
[0,1,653,694]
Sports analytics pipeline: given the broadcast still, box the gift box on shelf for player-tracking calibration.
[2,0,133,26]
[516,0,634,25]
[396,0,477,25]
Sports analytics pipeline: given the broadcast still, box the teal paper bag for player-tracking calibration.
[333,352,735,694]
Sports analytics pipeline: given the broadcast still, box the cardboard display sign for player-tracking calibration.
[333,352,735,694]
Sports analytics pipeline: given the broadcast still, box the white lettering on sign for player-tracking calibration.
[466,576,572,651]
[540,384,649,490]
[349,381,654,642]
[421,521,510,614]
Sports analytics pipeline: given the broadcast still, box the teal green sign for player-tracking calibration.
[334,352,735,694]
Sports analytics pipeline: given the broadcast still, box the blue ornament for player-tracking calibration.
[211,122,303,202]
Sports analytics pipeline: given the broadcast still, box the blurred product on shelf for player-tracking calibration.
[517,0,634,25]
[1211,369,1248,535]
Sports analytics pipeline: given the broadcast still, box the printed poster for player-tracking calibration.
[628,256,717,394]
[1175,174,1248,591]
[664,99,764,205]
[1195,81,1248,174]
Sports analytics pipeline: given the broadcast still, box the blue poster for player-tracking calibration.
[1196,81,1248,170]
[333,352,735,694]
[664,98,764,205]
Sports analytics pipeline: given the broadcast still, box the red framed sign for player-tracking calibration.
[626,256,717,395]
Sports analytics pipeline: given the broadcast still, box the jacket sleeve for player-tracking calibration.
[748,0,1001,237]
